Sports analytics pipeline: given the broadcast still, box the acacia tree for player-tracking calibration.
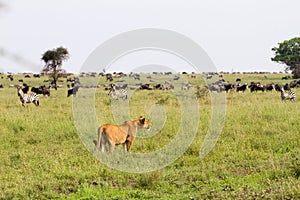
[41,47,69,90]
[271,37,300,78]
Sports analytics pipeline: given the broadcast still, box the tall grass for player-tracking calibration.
[0,73,299,199]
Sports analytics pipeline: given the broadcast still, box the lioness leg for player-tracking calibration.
[108,141,115,153]
[125,135,134,152]
[123,143,127,152]
[96,127,103,150]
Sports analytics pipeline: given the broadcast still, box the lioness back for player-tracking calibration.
[101,124,128,144]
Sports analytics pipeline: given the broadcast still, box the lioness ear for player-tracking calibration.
[140,117,145,124]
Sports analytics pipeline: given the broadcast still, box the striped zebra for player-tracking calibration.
[108,85,127,101]
[17,86,39,107]
[280,88,295,102]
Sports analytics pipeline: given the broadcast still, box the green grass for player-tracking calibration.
[0,73,299,199]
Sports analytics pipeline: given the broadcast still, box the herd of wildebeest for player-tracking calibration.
[0,71,299,106]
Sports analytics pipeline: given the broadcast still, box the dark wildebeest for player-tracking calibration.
[224,83,234,93]
[274,84,282,92]
[283,83,290,91]
[290,80,300,88]
[173,76,180,81]
[140,84,152,90]
[265,83,275,92]
[236,83,248,92]
[40,85,50,96]
[67,85,80,97]
[106,74,113,82]
[31,87,43,94]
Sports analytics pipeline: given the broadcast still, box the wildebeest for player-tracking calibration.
[236,83,248,92]
[40,85,50,96]
[24,74,31,78]
[0,84,3,88]
[173,76,180,81]
[283,83,290,91]
[290,80,300,88]
[206,75,213,79]
[7,75,13,81]
[31,87,42,94]
[224,83,234,93]
[236,78,241,82]
[274,84,282,92]
[105,73,113,82]
[67,85,80,97]
[153,84,162,90]
[265,83,275,92]
[249,83,265,92]
[140,84,152,90]
[208,83,223,93]
[133,74,140,80]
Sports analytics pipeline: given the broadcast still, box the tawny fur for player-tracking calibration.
[95,116,151,153]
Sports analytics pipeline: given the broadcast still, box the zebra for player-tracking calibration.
[181,82,191,90]
[280,88,295,102]
[17,86,39,107]
[108,84,127,101]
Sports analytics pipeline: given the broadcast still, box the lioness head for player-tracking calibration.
[138,116,151,130]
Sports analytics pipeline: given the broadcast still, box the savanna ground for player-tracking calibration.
[0,73,299,199]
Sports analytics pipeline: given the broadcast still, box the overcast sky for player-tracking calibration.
[0,0,299,73]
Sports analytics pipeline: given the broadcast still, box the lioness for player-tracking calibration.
[95,116,151,153]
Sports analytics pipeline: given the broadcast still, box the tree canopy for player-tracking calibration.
[41,47,69,89]
[271,37,300,78]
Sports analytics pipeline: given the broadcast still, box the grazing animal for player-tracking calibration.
[33,74,40,78]
[133,74,140,80]
[94,116,151,152]
[236,83,248,92]
[139,84,152,90]
[108,84,127,100]
[265,83,275,92]
[17,86,39,107]
[281,88,295,102]
[109,87,127,100]
[31,87,42,94]
[283,83,290,91]
[0,84,3,88]
[224,83,234,93]
[173,76,180,81]
[40,85,50,96]
[181,82,191,90]
[106,73,113,82]
[67,85,79,97]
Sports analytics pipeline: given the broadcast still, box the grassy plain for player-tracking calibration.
[0,73,299,199]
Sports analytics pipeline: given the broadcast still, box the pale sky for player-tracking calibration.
[0,0,299,73]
